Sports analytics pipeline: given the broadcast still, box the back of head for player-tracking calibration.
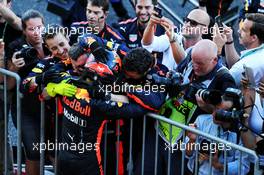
[69,43,86,61]
[245,13,264,44]
[122,48,154,74]
[21,9,44,30]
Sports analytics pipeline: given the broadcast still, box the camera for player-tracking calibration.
[197,89,222,105]
[184,83,202,102]
[184,83,223,104]
[152,71,183,86]
[215,88,244,123]
[215,109,244,122]
[154,6,163,18]
[16,45,38,65]
[222,88,244,110]
[152,71,183,97]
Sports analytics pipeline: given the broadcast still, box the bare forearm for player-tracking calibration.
[225,44,240,68]
[0,4,22,31]
[142,23,156,45]
[171,40,185,64]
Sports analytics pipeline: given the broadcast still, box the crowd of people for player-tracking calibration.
[0,0,264,175]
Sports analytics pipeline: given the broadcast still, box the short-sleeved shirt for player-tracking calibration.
[186,114,250,175]
[142,33,185,70]
[117,17,165,49]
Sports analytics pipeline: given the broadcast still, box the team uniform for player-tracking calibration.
[19,57,72,159]
[117,18,167,66]
[70,22,125,45]
[240,0,264,20]
[55,69,166,175]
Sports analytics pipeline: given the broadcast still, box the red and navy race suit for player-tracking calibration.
[117,18,167,65]
[117,17,165,49]
[57,72,166,175]
[21,57,72,94]
[20,57,72,159]
[70,22,125,45]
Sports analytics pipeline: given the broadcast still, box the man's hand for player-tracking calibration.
[257,82,264,98]
[187,123,198,142]
[195,93,215,113]
[0,39,4,58]
[199,153,209,163]
[149,11,162,27]
[160,17,175,42]
[46,80,77,97]
[223,25,234,43]
[212,24,227,55]
[211,150,224,171]
[35,66,65,85]
[11,51,24,69]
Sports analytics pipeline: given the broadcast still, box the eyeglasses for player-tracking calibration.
[183,17,207,27]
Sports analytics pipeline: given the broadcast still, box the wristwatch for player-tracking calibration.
[169,35,177,43]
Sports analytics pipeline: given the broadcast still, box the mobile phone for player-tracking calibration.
[154,6,162,18]
[215,15,223,28]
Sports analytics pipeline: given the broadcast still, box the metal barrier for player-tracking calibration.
[1,68,262,175]
[0,68,22,175]
[141,113,263,175]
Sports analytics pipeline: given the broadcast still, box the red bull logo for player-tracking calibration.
[63,89,91,116]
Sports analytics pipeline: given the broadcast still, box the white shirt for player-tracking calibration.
[142,33,185,70]
[229,44,264,87]
[230,44,264,139]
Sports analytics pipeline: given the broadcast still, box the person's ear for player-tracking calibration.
[104,11,109,18]
[251,34,258,43]
[213,57,218,64]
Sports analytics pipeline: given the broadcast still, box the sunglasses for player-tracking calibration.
[183,17,207,27]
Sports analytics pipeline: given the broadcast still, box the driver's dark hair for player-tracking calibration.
[122,48,154,74]
[69,43,86,61]
[88,0,109,12]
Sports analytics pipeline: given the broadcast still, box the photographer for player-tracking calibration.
[174,39,236,116]
[185,94,250,175]
[5,10,50,175]
[147,40,236,174]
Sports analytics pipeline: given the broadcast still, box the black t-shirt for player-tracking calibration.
[7,36,51,115]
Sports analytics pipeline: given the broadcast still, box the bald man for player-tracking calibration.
[142,9,211,70]
[176,39,236,114]
[191,39,218,77]
[135,39,236,175]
